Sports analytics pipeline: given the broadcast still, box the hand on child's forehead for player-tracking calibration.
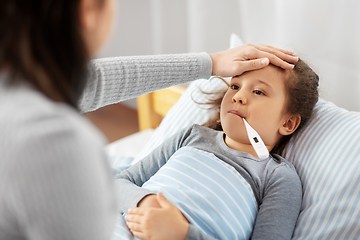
[231,64,285,82]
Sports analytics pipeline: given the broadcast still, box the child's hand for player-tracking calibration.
[210,44,299,77]
[137,194,161,208]
[126,192,189,240]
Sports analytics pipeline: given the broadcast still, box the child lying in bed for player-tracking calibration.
[116,58,319,240]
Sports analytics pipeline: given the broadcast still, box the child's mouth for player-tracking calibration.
[228,110,245,119]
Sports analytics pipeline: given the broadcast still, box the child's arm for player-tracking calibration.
[251,161,302,239]
[115,141,179,212]
[115,125,195,212]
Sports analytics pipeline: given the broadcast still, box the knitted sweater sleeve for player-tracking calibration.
[79,53,212,113]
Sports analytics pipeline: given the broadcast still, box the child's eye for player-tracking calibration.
[253,90,265,96]
[230,84,239,90]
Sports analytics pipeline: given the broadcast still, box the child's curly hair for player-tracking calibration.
[198,58,319,156]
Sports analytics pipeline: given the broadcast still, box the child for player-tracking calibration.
[116,59,319,240]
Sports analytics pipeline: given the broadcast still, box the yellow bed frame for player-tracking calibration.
[137,85,186,131]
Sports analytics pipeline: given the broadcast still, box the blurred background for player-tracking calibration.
[89,0,360,141]
[98,0,360,112]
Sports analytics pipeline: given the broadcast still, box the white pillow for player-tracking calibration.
[284,99,360,239]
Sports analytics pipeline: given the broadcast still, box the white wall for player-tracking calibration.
[98,0,360,112]
[98,1,153,57]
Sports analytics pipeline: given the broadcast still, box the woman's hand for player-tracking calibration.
[210,44,299,77]
[125,192,189,240]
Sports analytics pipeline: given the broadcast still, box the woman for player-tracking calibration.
[0,0,298,239]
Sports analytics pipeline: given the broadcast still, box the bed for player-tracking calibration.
[106,35,360,239]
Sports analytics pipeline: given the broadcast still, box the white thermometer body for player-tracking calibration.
[242,118,269,160]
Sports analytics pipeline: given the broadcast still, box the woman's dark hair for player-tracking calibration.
[199,58,319,156]
[0,0,103,108]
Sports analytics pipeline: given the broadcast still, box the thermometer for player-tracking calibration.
[243,118,269,160]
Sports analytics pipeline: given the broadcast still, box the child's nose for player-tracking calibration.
[232,91,247,104]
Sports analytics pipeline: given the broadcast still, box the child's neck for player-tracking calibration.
[224,135,273,159]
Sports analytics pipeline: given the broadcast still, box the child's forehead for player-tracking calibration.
[251,64,284,75]
[233,64,286,81]
[230,65,289,93]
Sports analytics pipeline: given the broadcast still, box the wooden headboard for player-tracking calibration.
[137,85,186,131]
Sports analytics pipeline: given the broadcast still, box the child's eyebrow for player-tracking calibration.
[255,79,273,89]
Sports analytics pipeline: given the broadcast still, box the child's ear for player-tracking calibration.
[279,114,301,136]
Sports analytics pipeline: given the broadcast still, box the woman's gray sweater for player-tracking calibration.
[0,53,212,240]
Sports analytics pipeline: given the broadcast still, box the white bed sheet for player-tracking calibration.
[105,129,154,159]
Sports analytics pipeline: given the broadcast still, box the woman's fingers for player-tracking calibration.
[210,43,298,77]
[254,44,298,64]
[232,57,270,73]
[245,44,298,70]
[258,51,296,70]
[256,44,295,56]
